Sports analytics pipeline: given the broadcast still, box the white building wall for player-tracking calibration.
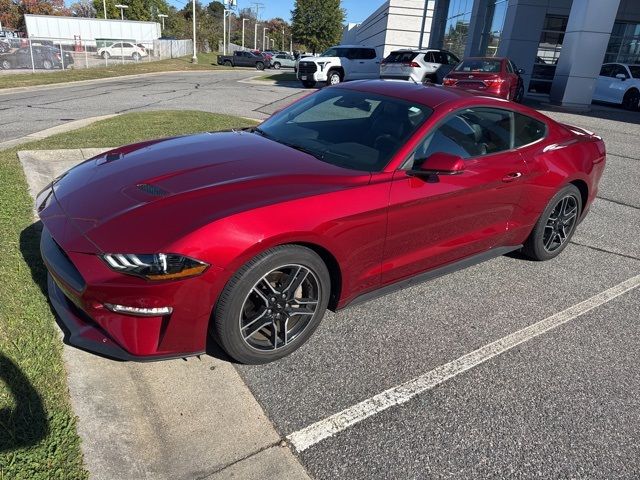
[342,0,437,57]
[25,15,161,46]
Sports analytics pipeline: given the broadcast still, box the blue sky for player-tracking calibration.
[168,0,381,24]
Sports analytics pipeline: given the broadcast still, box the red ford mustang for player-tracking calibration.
[38,81,605,364]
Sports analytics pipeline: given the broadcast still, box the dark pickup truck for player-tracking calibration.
[217,50,270,70]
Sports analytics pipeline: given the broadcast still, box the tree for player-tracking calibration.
[0,0,21,30]
[291,0,343,54]
[70,0,96,17]
[92,0,119,19]
[19,0,69,16]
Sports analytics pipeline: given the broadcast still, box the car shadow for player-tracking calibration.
[0,353,49,453]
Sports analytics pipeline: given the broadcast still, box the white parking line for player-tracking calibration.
[287,273,640,452]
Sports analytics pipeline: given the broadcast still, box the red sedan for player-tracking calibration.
[38,81,605,364]
[443,57,525,102]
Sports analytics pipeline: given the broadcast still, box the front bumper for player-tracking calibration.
[40,227,219,361]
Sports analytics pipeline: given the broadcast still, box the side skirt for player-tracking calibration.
[342,245,522,309]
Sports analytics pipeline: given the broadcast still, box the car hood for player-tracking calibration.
[40,131,370,253]
[300,56,334,63]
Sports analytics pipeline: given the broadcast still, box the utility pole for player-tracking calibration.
[191,0,197,63]
[242,18,249,50]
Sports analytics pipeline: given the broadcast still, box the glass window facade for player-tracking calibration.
[480,0,508,56]
[529,15,568,94]
[442,0,475,58]
[605,22,640,64]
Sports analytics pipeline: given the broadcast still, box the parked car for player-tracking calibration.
[97,42,148,60]
[38,81,605,364]
[380,49,459,84]
[297,45,380,87]
[592,63,640,111]
[1,46,74,70]
[0,40,11,54]
[217,50,270,70]
[443,57,525,102]
[271,53,296,69]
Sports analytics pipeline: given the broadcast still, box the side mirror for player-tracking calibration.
[615,73,626,81]
[517,68,525,74]
[408,152,465,178]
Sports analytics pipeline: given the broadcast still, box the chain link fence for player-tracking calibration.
[0,36,193,73]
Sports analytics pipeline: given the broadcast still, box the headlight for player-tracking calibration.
[317,62,327,71]
[101,253,209,281]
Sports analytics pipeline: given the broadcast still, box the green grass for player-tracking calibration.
[257,71,298,82]
[0,110,257,480]
[0,53,225,90]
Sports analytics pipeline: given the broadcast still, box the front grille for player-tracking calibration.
[298,62,317,76]
[41,228,86,293]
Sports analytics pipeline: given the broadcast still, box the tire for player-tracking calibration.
[101,51,110,60]
[1,59,11,70]
[326,69,342,86]
[224,60,232,67]
[422,75,434,85]
[622,89,640,111]
[302,80,316,88]
[132,52,141,61]
[273,62,281,70]
[255,61,265,71]
[212,245,331,364]
[514,83,525,103]
[521,184,582,261]
[42,60,53,70]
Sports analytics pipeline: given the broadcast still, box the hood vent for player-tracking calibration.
[136,183,169,197]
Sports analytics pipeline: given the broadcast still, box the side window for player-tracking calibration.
[123,43,133,48]
[612,64,629,78]
[446,52,460,65]
[431,52,446,64]
[412,108,513,167]
[514,113,546,147]
[506,61,514,73]
[111,43,121,48]
[599,64,613,77]
[364,48,377,59]
[344,48,358,60]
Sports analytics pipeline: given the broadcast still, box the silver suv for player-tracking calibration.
[380,49,460,84]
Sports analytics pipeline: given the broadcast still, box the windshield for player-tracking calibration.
[629,65,640,78]
[384,51,419,63]
[256,88,432,172]
[320,47,346,57]
[455,59,502,73]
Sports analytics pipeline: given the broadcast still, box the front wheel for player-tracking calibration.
[101,51,110,59]
[42,59,53,70]
[255,61,265,71]
[522,184,582,261]
[1,59,11,70]
[326,70,342,86]
[223,60,232,67]
[513,83,525,103]
[132,52,141,61]
[302,80,316,88]
[212,245,330,364]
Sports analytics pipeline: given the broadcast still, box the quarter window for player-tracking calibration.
[513,113,546,147]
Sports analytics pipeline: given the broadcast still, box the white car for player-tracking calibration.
[593,63,640,110]
[380,49,460,84]
[272,53,296,69]
[296,45,380,88]
[97,42,148,61]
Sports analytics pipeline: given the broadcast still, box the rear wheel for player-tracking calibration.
[514,83,525,103]
[255,61,265,70]
[273,62,281,70]
[223,60,232,67]
[622,88,640,111]
[42,59,53,70]
[522,184,581,261]
[1,59,11,70]
[212,245,330,364]
[132,52,141,61]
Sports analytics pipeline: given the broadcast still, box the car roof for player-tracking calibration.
[337,80,507,109]
[461,56,506,61]
[389,49,448,53]
[332,45,375,49]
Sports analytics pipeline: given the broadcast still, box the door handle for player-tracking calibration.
[502,172,522,182]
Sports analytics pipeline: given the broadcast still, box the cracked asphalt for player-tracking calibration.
[7,72,640,478]
[0,70,308,143]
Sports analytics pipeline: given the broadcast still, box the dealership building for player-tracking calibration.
[342,0,640,109]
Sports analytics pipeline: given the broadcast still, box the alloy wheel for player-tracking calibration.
[329,73,341,85]
[239,264,320,351]
[543,194,578,252]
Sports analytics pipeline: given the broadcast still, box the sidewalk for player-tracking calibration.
[18,148,311,480]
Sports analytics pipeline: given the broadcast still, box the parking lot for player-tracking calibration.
[6,72,640,478]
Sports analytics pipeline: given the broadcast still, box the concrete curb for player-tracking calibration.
[0,115,118,151]
[19,146,311,480]
[0,69,237,96]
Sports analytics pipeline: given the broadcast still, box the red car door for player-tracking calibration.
[381,107,528,285]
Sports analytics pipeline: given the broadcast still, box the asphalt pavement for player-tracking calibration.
[9,72,640,479]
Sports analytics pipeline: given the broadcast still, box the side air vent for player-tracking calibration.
[136,183,169,197]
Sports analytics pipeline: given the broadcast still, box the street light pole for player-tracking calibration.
[242,18,249,50]
[103,0,107,19]
[254,23,259,50]
[158,14,168,31]
[114,4,128,20]
[191,0,197,63]
[282,28,284,51]
[263,27,268,51]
